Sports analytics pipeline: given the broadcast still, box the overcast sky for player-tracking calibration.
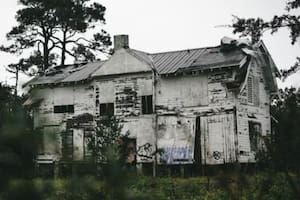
[0,0,299,89]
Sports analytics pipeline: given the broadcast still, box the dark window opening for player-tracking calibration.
[61,131,73,161]
[84,130,93,160]
[125,138,136,164]
[100,103,114,116]
[142,95,153,114]
[54,105,74,113]
[249,121,261,152]
[194,116,201,165]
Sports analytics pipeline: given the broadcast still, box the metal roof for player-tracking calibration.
[24,43,247,86]
[130,46,246,75]
[61,61,105,83]
[25,61,105,87]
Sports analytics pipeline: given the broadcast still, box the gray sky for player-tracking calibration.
[1,0,299,89]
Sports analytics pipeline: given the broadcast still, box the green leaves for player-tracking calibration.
[231,0,300,81]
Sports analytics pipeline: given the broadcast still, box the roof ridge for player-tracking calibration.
[130,48,151,55]
[149,45,220,55]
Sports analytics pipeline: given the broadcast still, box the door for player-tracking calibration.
[194,116,201,164]
[201,113,236,165]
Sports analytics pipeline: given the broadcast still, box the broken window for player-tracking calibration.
[100,103,114,116]
[141,95,153,114]
[247,76,254,104]
[54,105,74,114]
[248,121,261,152]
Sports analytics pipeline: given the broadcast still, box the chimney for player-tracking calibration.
[114,35,129,50]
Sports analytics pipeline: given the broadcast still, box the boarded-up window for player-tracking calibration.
[141,95,153,114]
[54,105,74,113]
[247,76,254,104]
[61,131,73,160]
[100,103,114,116]
[84,130,93,160]
[248,121,261,152]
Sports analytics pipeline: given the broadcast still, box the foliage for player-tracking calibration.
[1,0,111,94]
[269,88,300,171]
[89,116,125,166]
[1,174,299,200]
[0,84,38,190]
[87,116,131,199]
[231,0,300,81]
[49,0,112,66]
[255,87,300,198]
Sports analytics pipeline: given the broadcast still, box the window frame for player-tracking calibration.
[53,105,74,114]
[141,95,153,114]
[100,103,115,116]
[248,121,262,152]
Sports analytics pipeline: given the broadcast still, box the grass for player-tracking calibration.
[0,172,298,200]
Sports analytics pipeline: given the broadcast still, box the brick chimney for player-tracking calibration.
[114,35,129,50]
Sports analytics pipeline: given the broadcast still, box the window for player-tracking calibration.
[248,121,261,152]
[100,103,114,116]
[61,131,73,160]
[141,95,153,114]
[54,105,74,113]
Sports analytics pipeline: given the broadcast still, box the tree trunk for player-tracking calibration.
[14,68,19,96]
[43,38,49,72]
[61,30,67,67]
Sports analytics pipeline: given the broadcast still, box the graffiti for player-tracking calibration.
[137,143,153,160]
[160,146,193,164]
[213,151,222,160]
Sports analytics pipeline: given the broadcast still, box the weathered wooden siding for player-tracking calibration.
[155,70,238,165]
[207,71,236,107]
[157,116,195,164]
[30,84,95,159]
[92,48,152,77]
[93,73,155,163]
[200,113,236,165]
[94,74,153,117]
[122,116,155,163]
[156,75,208,110]
[236,57,271,163]
[73,129,84,161]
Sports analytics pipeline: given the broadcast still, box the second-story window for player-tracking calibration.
[141,95,153,114]
[100,103,114,116]
[54,105,74,113]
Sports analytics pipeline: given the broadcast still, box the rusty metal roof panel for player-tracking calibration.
[151,48,207,74]
[61,61,105,83]
[25,61,105,87]
[26,65,75,86]
[149,46,246,74]
[24,43,248,87]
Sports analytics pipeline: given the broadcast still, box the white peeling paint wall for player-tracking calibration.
[157,116,195,164]
[31,84,95,160]
[237,57,272,163]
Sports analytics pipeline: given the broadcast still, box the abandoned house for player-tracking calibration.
[23,35,279,174]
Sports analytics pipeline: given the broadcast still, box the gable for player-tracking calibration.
[92,48,153,77]
[255,42,279,93]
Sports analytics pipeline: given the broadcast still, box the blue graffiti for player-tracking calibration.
[160,146,193,164]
